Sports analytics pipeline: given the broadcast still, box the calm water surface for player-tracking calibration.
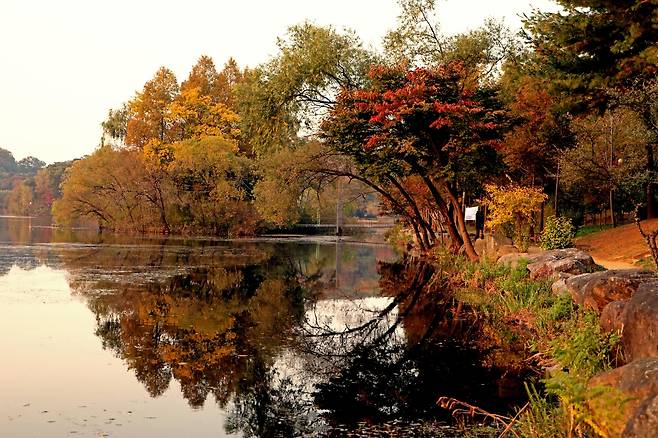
[0,217,520,437]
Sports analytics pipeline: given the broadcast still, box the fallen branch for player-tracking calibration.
[436,396,521,437]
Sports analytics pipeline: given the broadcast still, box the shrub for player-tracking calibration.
[540,216,575,250]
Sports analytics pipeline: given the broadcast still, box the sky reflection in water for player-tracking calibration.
[0,217,404,437]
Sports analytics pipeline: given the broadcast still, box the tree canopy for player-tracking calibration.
[47,0,658,255]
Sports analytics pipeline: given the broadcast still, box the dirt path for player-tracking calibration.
[588,257,637,270]
[575,219,658,269]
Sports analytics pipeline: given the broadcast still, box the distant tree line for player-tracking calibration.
[0,147,70,216]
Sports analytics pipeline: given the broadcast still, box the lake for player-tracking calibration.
[0,217,522,437]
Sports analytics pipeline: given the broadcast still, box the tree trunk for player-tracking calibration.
[610,189,616,228]
[442,183,479,262]
[410,220,428,252]
[421,175,462,253]
[646,143,656,218]
[388,176,436,245]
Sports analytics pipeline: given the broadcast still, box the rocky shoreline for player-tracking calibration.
[495,248,658,437]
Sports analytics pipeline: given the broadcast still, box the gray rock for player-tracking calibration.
[551,272,575,296]
[565,269,657,313]
[497,252,530,269]
[526,248,602,280]
[623,394,658,437]
[590,358,658,427]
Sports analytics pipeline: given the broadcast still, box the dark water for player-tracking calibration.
[0,217,524,437]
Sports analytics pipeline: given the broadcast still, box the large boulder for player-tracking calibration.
[565,269,657,313]
[600,300,627,333]
[590,358,658,427]
[551,272,576,296]
[621,282,658,361]
[497,252,530,269]
[623,394,658,437]
[525,248,602,280]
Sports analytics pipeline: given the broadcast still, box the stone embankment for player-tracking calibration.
[494,247,658,437]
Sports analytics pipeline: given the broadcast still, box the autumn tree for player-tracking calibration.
[53,146,148,230]
[384,0,520,81]
[5,181,33,216]
[125,67,180,148]
[482,184,547,251]
[33,161,72,215]
[166,136,258,235]
[501,76,574,206]
[322,63,505,259]
[182,56,244,107]
[523,0,658,215]
[560,108,650,226]
[236,23,374,155]
[171,56,244,143]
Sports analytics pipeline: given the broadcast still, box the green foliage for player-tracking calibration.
[237,22,374,155]
[496,278,551,316]
[0,147,17,175]
[384,0,520,82]
[524,0,658,111]
[442,253,626,437]
[575,224,613,238]
[548,312,621,378]
[540,216,575,250]
[516,384,565,438]
[545,293,575,323]
[518,377,628,438]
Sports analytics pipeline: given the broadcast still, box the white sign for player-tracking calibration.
[464,206,479,221]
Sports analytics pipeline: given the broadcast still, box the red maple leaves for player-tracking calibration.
[335,62,499,154]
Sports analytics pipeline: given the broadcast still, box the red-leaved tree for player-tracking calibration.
[321,62,505,260]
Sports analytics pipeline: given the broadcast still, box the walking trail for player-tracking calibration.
[575,219,658,270]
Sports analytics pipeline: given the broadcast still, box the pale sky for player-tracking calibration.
[0,0,557,164]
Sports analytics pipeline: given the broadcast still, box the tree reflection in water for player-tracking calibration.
[4,237,529,436]
[298,258,529,432]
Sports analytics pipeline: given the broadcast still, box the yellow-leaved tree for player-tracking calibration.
[482,184,547,251]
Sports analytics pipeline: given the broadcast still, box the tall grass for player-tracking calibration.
[442,255,626,437]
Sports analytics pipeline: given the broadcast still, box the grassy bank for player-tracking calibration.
[429,252,628,437]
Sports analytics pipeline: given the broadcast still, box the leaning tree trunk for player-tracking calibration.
[421,175,463,254]
[442,183,479,262]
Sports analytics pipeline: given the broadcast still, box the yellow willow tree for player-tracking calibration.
[165,136,258,236]
[53,146,157,231]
